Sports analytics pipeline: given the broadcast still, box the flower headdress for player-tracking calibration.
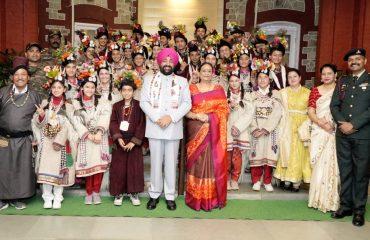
[195,16,208,31]
[147,33,161,48]
[77,62,97,85]
[132,43,148,59]
[270,29,289,50]
[251,58,273,74]
[232,43,250,61]
[76,31,95,53]
[251,26,268,45]
[53,43,76,66]
[42,65,63,90]
[227,62,240,77]
[94,56,109,71]
[114,70,142,89]
[108,42,120,52]
[172,24,187,35]
[158,21,171,38]
[199,31,223,57]
[226,21,244,35]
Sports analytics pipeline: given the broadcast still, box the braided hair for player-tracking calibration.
[227,73,245,108]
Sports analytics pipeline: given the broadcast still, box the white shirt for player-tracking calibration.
[12,85,28,94]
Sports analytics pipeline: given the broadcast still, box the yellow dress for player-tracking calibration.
[274,87,311,184]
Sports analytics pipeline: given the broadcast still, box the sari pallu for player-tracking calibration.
[308,89,340,212]
[186,85,229,211]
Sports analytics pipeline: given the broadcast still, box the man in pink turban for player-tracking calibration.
[140,48,191,211]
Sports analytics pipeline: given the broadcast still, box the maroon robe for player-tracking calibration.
[109,99,145,195]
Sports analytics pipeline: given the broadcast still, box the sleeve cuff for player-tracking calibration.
[130,136,143,146]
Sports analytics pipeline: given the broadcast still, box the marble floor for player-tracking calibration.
[0,215,369,240]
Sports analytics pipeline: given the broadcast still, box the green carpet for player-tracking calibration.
[1,196,369,221]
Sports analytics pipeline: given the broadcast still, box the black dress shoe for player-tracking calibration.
[331,209,353,219]
[166,200,176,211]
[352,213,365,227]
[146,198,159,210]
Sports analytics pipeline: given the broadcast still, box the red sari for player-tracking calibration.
[186,84,229,211]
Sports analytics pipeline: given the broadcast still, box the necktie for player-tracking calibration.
[353,76,358,83]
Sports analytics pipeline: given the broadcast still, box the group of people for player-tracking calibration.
[0,17,369,227]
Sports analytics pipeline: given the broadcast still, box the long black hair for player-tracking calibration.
[97,67,113,101]
[227,75,245,108]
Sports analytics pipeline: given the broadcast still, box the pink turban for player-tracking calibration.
[157,48,179,66]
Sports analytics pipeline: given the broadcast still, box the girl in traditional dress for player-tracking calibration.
[62,53,79,100]
[274,68,311,192]
[109,76,145,206]
[72,73,112,205]
[95,27,110,58]
[269,30,289,90]
[96,58,121,104]
[33,77,77,209]
[226,63,253,190]
[249,60,283,192]
[132,44,148,100]
[108,42,125,80]
[308,64,340,212]
[147,34,161,75]
[234,43,253,92]
[185,62,229,211]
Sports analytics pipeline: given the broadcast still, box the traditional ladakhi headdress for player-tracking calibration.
[147,33,161,48]
[251,58,273,75]
[231,43,250,61]
[75,31,96,52]
[269,29,289,55]
[114,69,142,90]
[251,26,268,45]
[95,27,109,39]
[194,16,208,32]
[226,21,244,35]
[131,43,149,59]
[158,21,172,39]
[172,24,188,43]
[42,65,64,90]
[199,30,223,58]
[53,43,76,67]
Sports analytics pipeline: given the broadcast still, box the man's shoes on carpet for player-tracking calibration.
[331,208,352,219]
[166,200,176,211]
[0,200,9,211]
[9,201,26,210]
[146,198,159,210]
[352,213,365,227]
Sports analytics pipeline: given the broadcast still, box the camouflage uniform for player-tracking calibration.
[28,63,49,100]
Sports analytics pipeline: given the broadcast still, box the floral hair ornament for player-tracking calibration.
[114,70,142,89]
[94,56,109,70]
[251,26,268,45]
[200,30,223,57]
[108,42,120,52]
[53,43,76,66]
[269,29,289,55]
[231,43,250,61]
[226,21,244,35]
[43,65,63,90]
[251,58,273,74]
[227,62,241,78]
[147,33,161,48]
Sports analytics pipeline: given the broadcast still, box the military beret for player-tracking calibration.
[25,42,43,52]
[343,48,366,61]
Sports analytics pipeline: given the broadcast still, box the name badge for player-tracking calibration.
[120,121,129,131]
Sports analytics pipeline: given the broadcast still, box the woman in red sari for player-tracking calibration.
[185,62,229,211]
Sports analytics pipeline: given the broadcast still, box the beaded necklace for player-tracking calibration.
[10,91,29,108]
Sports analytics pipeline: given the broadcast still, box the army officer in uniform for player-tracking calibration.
[330,48,370,227]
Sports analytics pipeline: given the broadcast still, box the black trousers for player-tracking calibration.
[336,136,370,214]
